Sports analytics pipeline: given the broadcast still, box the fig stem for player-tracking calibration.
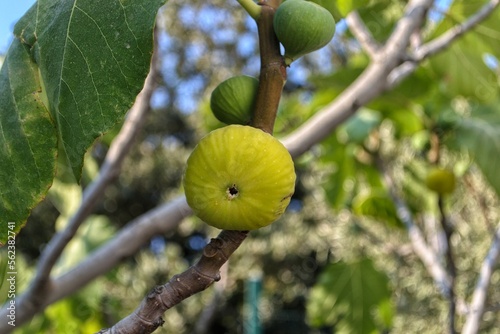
[251,0,286,135]
[237,0,262,20]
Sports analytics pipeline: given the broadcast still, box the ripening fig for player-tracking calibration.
[274,0,336,65]
[425,167,456,195]
[210,75,259,125]
[183,125,296,230]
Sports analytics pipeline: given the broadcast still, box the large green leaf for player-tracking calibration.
[20,0,164,177]
[0,39,57,245]
[0,0,164,245]
[306,258,392,333]
[446,105,500,197]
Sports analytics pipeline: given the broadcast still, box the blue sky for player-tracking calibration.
[0,1,36,53]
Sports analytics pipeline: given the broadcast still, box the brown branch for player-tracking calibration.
[99,231,248,334]
[251,0,285,134]
[193,263,229,334]
[438,197,457,334]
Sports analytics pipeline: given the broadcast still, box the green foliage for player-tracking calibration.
[339,108,381,144]
[352,190,403,228]
[446,105,500,197]
[306,258,392,333]
[429,0,500,102]
[4,1,500,333]
[0,0,164,244]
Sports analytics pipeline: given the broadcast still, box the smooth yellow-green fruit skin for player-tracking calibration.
[425,168,456,195]
[210,75,259,125]
[183,125,296,230]
[274,0,336,64]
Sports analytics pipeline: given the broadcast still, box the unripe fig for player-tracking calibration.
[425,167,456,195]
[274,0,336,64]
[210,75,259,125]
[183,125,296,230]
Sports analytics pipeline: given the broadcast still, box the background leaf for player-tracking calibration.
[429,0,500,102]
[446,105,500,197]
[306,258,392,333]
[352,190,403,228]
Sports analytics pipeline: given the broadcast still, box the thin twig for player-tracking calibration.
[462,225,500,334]
[282,0,434,157]
[438,197,457,334]
[345,11,380,59]
[387,0,500,88]
[375,154,452,295]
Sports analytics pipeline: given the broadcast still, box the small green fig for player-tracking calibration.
[425,167,456,195]
[274,0,336,65]
[183,125,296,230]
[210,75,259,125]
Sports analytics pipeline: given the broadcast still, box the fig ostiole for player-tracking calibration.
[210,75,259,125]
[183,125,296,230]
[273,0,336,65]
[425,167,456,195]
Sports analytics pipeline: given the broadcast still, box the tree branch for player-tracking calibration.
[345,11,380,59]
[375,155,452,295]
[99,230,248,334]
[193,263,229,334]
[282,0,434,157]
[387,0,500,88]
[252,0,285,134]
[0,197,191,333]
[462,225,500,334]
[438,197,457,334]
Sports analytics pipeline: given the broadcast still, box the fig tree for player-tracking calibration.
[183,125,296,230]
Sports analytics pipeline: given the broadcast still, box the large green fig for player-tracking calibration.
[274,0,336,65]
[183,125,296,230]
[210,75,259,125]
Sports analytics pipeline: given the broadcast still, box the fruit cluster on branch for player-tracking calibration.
[184,0,336,231]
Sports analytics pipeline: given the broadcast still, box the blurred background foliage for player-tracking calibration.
[2,0,500,333]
